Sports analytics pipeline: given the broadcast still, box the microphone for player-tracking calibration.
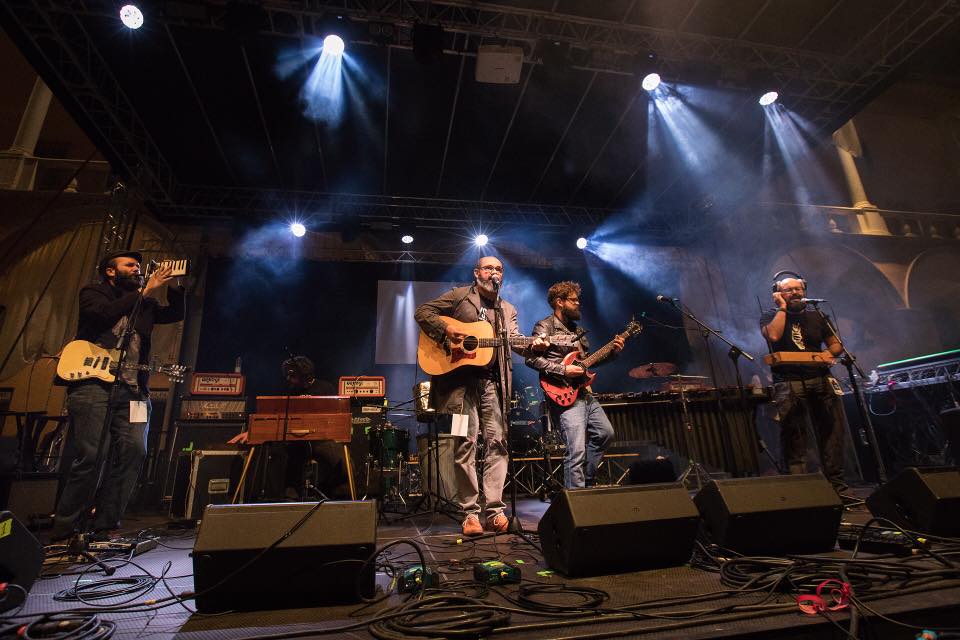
[491,275,501,289]
[656,295,677,303]
[801,298,827,304]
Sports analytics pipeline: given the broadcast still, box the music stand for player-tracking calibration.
[392,382,460,524]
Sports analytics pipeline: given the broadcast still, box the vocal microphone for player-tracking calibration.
[801,298,827,304]
[491,275,501,289]
[656,294,678,303]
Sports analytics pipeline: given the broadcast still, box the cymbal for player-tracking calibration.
[628,362,678,379]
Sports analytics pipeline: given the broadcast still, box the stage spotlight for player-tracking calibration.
[576,237,588,250]
[401,234,414,244]
[323,34,345,56]
[641,73,661,91]
[759,91,779,106]
[474,234,489,247]
[290,222,306,237]
[119,4,144,29]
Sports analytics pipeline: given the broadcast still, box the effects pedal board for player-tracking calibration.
[88,537,158,557]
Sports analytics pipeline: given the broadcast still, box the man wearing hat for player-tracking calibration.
[51,250,184,541]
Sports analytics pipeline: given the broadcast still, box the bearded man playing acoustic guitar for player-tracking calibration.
[51,250,183,542]
[525,281,623,490]
[414,256,547,536]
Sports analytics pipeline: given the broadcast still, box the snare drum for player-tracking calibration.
[369,425,410,469]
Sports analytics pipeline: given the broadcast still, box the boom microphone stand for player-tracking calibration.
[807,301,888,484]
[665,298,755,488]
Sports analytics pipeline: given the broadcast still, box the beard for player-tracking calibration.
[563,307,581,321]
[476,277,497,297]
[114,272,142,291]
[786,298,806,313]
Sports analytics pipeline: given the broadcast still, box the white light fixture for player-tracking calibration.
[290,222,306,237]
[119,4,144,29]
[401,234,414,244]
[323,34,345,56]
[576,237,588,250]
[641,73,661,91]
[474,234,489,247]
[758,91,779,106]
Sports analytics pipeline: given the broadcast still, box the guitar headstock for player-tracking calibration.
[159,364,190,383]
[624,318,644,337]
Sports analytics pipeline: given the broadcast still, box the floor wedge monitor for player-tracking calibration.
[694,473,843,555]
[866,467,960,536]
[192,501,377,612]
[538,483,699,577]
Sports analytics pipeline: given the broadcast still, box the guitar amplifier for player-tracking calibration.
[169,450,246,520]
[351,398,386,434]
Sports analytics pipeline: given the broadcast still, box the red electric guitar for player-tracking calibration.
[539,319,643,407]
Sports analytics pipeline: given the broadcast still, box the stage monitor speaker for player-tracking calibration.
[694,473,843,555]
[537,483,699,577]
[0,511,43,612]
[866,466,960,536]
[192,501,377,612]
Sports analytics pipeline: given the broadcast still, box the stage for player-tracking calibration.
[15,492,960,640]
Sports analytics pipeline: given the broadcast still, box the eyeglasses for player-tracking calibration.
[563,297,581,304]
[478,265,503,273]
[779,287,805,294]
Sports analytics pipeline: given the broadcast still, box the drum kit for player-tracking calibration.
[362,422,412,504]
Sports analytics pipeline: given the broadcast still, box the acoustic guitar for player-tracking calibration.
[57,339,188,383]
[417,316,578,376]
[539,320,643,407]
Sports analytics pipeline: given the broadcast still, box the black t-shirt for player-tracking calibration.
[760,308,835,381]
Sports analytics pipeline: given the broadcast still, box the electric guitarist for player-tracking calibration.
[525,281,624,490]
[51,250,184,542]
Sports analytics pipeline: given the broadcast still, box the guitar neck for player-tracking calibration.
[475,336,575,348]
[580,330,630,369]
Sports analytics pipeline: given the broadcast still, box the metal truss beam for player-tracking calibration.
[164,185,681,232]
[0,0,179,207]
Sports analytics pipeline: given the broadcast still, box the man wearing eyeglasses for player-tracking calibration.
[525,281,623,490]
[761,275,846,494]
[415,256,547,536]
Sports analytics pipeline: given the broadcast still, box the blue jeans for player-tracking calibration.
[550,394,614,489]
[52,382,150,537]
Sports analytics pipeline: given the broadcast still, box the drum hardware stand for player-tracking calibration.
[808,301,887,484]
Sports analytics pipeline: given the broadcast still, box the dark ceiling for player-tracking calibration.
[2,0,958,229]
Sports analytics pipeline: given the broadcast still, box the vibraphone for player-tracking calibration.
[595,388,772,477]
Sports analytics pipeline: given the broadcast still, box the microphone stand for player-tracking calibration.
[68,265,155,573]
[807,301,887,484]
[666,298,756,486]
[491,282,537,548]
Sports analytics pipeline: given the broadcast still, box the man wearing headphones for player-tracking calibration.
[761,271,847,494]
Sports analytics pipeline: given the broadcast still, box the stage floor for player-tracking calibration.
[15,493,960,640]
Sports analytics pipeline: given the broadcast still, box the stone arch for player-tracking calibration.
[903,247,960,349]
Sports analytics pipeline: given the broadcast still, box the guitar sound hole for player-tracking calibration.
[462,337,478,351]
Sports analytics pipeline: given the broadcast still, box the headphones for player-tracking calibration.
[771,269,807,293]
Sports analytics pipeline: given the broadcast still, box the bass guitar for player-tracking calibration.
[418,316,579,376]
[540,319,643,407]
[57,339,188,383]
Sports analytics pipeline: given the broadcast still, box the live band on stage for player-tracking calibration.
[42,248,951,546]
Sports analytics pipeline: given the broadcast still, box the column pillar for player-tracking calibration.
[832,119,890,236]
[0,77,53,190]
